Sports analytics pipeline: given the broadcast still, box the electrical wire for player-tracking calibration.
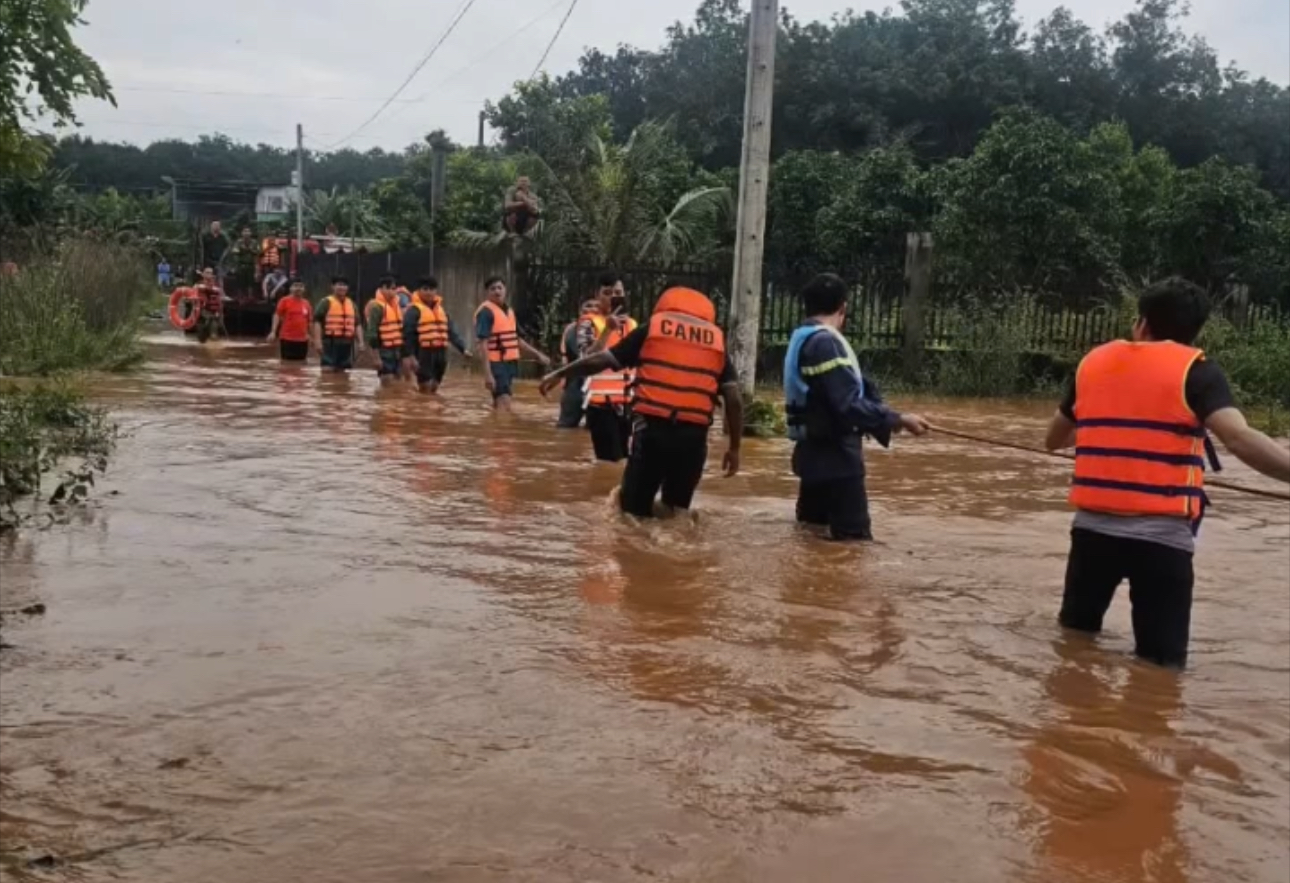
[529,0,580,80]
[323,0,481,149]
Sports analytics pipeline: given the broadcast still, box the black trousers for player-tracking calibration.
[1060,528,1194,669]
[586,405,629,462]
[796,476,873,540]
[619,421,707,517]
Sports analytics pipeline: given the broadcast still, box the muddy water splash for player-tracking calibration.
[1,338,1287,882]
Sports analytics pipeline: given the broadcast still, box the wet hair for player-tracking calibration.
[801,273,849,317]
[1138,277,1211,344]
[379,275,396,288]
[483,276,504,289]
[597,270,620,289]
[419,276,438,290]
[331,275,350,286]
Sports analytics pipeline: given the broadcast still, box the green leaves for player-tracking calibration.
[1,0,114,177]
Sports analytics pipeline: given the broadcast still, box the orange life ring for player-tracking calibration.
[168,287,201,330]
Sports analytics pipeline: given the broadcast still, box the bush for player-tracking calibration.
[1199,316,1290,416]
[0,384,116,531]
[931,297,1035,396]
[0,238,151,376]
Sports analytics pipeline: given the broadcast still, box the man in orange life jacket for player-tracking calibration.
[539,286,743,517]
[193,267,227,343]
[1045,277,1290,669]
[577,271,638,462]
[555,299,601,429]
[366,276,407,386]
[313,276,360,372]
[473,276,550,411]
[400,276,471,394]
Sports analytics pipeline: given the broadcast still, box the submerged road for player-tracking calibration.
[1,337,1287,882]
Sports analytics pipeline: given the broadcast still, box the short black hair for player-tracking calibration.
[1138,277,1211,344]
[419,276,438,290]
[597,270,620,288]
[331,275,350,285]
[484,276,504,289]
[801,273,849,317]
[288,276,303,286]
[379,275,396,287]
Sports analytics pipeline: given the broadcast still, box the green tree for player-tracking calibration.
[933,109,1125,296]
[815,145,932,270]
[1,0,114,176]
[485,77,613,178]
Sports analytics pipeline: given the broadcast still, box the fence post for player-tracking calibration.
[1228,283,1250,330]
[902,232,933,376]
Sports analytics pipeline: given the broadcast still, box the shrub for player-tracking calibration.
[932,297,1034,396]
[0,238,151,376]
[0,384,116,531]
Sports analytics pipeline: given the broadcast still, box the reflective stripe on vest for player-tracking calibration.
[632,311,725,425]
[323,296,356,338]
[1069,340,1211,520]
[588,317,639,406]
[412,295,449,348]
[375,296,403,349]
[261,239,280,267]
[476,301,519,362]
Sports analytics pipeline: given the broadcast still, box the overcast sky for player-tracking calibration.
[68,0,1289,153]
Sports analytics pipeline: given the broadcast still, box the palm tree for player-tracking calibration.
[453,120,731,268]
[305,187,387,239]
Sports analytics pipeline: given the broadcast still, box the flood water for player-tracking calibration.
[2,336,1288,882]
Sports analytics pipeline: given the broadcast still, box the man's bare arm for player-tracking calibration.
[1045,411,1077,451]
[1205,407,1290,482]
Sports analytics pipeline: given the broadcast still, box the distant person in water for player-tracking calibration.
[193,267,227,343]
[156,257,172,289]
[473,276,550,411]
[267,277,313,362]
[366,276,406,386]
[555,299,601,428]
[313,276,359,373]
[401,276,471,395]
[262,265,289,301]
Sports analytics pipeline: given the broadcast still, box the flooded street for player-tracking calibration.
[2,337,1287,883]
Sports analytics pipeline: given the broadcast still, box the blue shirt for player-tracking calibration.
[473,303,512,342]
[157,262,171,284]
[791,319,900,481]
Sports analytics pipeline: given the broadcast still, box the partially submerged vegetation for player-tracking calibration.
[0,239,147,530]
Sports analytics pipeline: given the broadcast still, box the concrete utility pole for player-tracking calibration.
[295,124,305,259]
[728,0,778,398]
[478,110,486,149]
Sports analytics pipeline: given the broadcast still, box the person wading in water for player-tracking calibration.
[539,286,742,518]
[313,276,360,373]
[783,273,929,540]
[575,271,637,462]
[193,267,227,343]
[555,299,601,429]
[1045,277,1290,669]
[400,276,471,395]
[366,276,406,387]
[473,277,550,412]
[266,276,313,362]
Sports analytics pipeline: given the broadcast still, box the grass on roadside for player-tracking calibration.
[0,238,153,376]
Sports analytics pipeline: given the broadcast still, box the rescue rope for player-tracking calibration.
[929,424,1290,503]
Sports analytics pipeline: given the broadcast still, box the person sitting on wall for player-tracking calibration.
[502,176,541,236]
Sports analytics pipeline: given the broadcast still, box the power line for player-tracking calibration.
[529,0,581,80]
[115,86,421,103]
[324,0,481,149]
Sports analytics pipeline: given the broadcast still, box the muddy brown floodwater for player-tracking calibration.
[1,337,1288,883]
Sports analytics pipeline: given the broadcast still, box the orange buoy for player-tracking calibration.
[168,287,201,330]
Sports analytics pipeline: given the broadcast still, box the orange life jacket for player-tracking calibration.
[475,301,519,362]
[373,294,403,349]
[412,294,449,349]
[261,238,281,268]
[631,288,725,426]
[323,295,356,339]
[1069,339,1215,521]
[585,317,639,408]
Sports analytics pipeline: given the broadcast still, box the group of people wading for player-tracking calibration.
[199,269,1290,672]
